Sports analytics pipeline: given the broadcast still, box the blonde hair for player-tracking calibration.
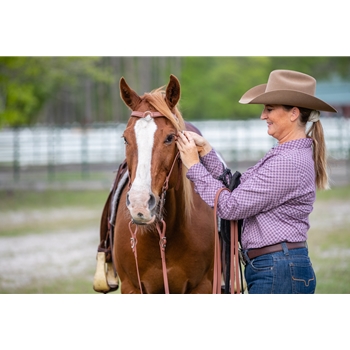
[306,121,330,190]
[283,105,329,190]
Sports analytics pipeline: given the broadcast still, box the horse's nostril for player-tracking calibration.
[126,193,130,206]
[137,212,143,218]
[148,194,156,210]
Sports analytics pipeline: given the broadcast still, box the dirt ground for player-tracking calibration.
[0,197,349,293]
[0,225,99,292]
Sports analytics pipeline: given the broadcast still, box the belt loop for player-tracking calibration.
[281,242,289,255]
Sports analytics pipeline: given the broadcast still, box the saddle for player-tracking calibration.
[93,159,128,293]
[92,121,233,294]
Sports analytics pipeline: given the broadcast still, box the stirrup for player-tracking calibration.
[106,262,119,290]
[93,252,119,293]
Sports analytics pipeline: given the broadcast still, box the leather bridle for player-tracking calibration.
[127,110,180,294]
[126,110,241,294]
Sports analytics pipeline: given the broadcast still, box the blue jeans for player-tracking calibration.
[242,243,316,294]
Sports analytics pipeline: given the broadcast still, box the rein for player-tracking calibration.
[213,188,241,294]
[127,110,180,294]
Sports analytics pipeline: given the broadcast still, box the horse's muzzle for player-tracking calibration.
[132,215,156,225]
[126,190,158,225]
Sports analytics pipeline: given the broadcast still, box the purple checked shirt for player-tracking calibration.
[186,138,316,249]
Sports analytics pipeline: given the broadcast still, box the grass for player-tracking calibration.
[0,188,109,212]
[0,189,109,237]
[308,185,350,293]
[0,185,349,294]
[0,187,118,294]
[315,184,350,201]
[0,273,97,294]
[309,225,350,293]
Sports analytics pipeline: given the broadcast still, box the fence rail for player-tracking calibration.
[1,118,349,187]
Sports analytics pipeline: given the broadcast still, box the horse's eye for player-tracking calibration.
[122,136,128,145]
[164,134,175,144]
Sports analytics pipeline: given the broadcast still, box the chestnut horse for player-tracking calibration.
[112,75,215,293]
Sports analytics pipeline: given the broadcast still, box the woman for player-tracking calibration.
[176,69,337,294]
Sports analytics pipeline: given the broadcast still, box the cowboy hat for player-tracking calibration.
[239,69,337,113]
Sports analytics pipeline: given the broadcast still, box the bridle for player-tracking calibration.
[126,110,241,294]
[127,110,180,294]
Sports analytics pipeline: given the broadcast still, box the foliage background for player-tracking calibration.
[1,56,349,127]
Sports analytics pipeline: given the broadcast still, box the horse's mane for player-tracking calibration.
[143,87,185,130]
[142,87,194,220]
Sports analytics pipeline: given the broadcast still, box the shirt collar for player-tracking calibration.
[271,138,313,152]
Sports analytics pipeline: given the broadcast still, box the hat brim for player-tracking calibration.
[239,84,337,113]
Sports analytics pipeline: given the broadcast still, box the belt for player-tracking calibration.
[246,241,307,260]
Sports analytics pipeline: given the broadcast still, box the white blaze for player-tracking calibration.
[130,116,157,199]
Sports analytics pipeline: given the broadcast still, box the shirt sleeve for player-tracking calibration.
[200,149,227,180]
[187,152,301,221]
[186,149,231,207]
[186,161,226,207]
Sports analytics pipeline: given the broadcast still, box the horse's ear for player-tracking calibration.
[165,74,181,110]
[120,77,142,110]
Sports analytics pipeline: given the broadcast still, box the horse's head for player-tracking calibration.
[120,75,187,225]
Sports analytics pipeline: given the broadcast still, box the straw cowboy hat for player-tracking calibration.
[239,69,337,113]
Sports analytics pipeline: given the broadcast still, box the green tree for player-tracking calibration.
[1,56,349,126]
[0,57,111,127]
[180,56,350,120]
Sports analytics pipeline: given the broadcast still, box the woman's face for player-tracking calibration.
[260,104,296,143]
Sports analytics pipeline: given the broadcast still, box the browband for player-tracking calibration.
[131,111,164,118]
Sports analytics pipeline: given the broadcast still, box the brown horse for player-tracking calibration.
[110,75,215,293]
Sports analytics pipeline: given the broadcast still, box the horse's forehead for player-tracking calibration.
[135,97,156,113]
[127,116,173,131]
[154,117,173,129]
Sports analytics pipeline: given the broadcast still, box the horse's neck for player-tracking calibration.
[163,186,186,232]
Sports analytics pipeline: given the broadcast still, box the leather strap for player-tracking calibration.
[247,241,307,260]
[129,221,143,293]
[230,220,241,294]
[156,220,169,294]
[131,111,164,118]
[212,192,222,293]
[98,159,128,262]
[213,187,242,294]
[127,152,180,294]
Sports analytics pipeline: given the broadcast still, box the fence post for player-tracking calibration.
[81,126,89,179]
[47,126,55,180]
[13,127,20,181]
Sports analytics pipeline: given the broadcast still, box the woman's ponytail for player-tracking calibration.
[283,105,330,190]
[307,121,330,190]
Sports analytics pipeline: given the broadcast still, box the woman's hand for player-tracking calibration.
[188,131,212,157]
[176,131,212,170]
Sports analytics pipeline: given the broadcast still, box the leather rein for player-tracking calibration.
[127,110,241,294]
[213,188,241,294]
[127,110,180,294]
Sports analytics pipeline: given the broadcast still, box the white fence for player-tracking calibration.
[0,118,349,167]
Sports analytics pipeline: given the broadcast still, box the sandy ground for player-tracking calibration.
[309,199,350,231]
[0,227,99,291]
[308,200,350,261]
[0,199,349,292]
